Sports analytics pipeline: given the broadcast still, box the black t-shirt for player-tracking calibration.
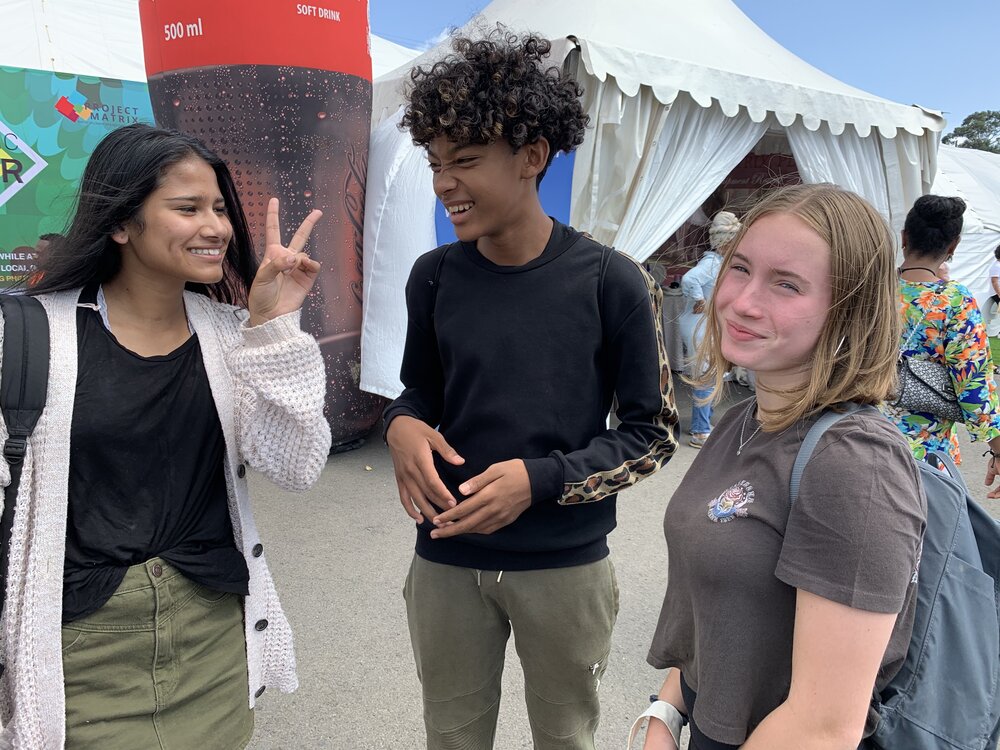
[62,286,249,622]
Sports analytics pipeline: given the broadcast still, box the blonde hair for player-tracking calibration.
[692,183,900,432]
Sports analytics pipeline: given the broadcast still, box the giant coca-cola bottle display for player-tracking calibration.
[139,0,384,447]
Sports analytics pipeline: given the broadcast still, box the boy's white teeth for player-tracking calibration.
[189,248,222,256]
[448,203,474,214]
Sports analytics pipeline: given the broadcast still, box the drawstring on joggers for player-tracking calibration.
[476,570,504,587]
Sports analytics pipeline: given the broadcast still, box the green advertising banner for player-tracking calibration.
[0,66,154,287]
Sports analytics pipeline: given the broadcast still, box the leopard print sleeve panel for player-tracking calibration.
[559,260,679,505]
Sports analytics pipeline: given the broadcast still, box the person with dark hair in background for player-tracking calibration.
[880,195,1000,497]
[27,232,62,286]
[385,28,677,750]
[1,123,332,748]
[34,232,61,264]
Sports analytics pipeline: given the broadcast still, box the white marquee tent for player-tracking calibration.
[934,145,1000,311]
[370,36,422,80]
[361,0,946,398]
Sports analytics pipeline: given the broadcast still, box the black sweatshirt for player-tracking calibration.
[384,220,678,570]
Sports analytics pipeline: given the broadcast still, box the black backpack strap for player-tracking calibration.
[428,243,456,320]
[0,295,50,655]
[589,242,613,367]
[597,243,614,321]
[789,403,862,506]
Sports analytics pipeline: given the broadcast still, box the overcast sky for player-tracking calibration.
[370,0,997,132]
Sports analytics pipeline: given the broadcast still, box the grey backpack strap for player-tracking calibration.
[789,403,862,506]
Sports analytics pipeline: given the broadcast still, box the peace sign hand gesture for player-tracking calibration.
[248,197,323,327]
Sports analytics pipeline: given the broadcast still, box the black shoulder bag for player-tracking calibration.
[0,295,50,677]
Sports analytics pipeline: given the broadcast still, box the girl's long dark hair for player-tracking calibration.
[28,123,257,306]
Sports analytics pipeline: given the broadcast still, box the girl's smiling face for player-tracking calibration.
[714,212,833,393]
[113,157,233,287]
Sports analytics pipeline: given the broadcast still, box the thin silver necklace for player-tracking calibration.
[737,399,762,456]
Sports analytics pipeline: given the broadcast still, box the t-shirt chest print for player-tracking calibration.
[707,479,755,523]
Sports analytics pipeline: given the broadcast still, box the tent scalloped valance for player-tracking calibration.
[575,38,945,139]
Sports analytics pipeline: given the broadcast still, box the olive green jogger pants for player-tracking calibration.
[404,555,620,750]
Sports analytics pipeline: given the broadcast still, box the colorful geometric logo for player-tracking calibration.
[54,93,92,122]
[0,120,48,209]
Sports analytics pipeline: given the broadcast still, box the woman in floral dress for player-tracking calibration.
[881,195,1000,497]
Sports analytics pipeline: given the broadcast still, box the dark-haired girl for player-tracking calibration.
[0,123,331,748]
[879,195,1000,497]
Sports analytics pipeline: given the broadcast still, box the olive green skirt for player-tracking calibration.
[62,558,254,750]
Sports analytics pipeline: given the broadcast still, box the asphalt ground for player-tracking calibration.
[247,380,1000,749]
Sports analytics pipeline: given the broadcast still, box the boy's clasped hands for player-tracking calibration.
[386,415,532,537]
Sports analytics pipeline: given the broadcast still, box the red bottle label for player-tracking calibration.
[139,0,372,80]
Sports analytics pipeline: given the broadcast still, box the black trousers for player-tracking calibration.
[680,675,868,749]
[680,675,740,750]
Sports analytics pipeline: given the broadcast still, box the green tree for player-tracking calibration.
[942,110,1000,154]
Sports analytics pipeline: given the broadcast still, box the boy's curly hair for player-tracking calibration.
[401,27,589,177]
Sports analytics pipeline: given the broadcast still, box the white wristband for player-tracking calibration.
[626,699,685,749]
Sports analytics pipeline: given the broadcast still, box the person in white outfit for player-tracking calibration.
[986,245,1000,337]
[679,211,741,447]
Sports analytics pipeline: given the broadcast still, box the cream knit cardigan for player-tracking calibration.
[0,289,332,749]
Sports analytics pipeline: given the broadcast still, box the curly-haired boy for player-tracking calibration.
[384,28,678,750]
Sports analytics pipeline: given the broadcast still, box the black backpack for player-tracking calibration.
[0,295,50,676]
[793,405,1000,750]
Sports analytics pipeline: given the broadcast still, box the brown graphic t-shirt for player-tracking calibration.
[647,401,926,745]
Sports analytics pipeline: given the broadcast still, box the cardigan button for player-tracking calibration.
[255,619,269,631]
[255,686,266,699]
[237,464,246,478]
[252,543,264,558]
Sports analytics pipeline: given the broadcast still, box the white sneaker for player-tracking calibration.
[689,433,710,448]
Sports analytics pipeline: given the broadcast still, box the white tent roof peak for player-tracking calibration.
[371,36,421,80]
[375,0,945,138]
